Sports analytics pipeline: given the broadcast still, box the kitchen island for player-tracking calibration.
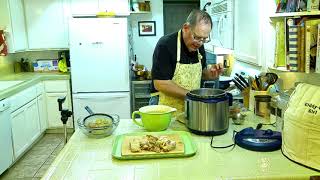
[42,113,319,180]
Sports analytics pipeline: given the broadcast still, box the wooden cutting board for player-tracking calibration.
[121,134,185,156]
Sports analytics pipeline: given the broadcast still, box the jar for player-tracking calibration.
[254,95,271,120]
[138,2,146,11]
[132,0,139,12]
[145,1,150,11]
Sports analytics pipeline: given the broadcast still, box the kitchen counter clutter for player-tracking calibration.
[0,72,70,100]
[42,112,319,180]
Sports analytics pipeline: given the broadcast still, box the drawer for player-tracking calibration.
[9,86,37,112]
[44,80,68,92]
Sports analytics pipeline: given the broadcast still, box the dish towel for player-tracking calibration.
[282,83,320,171]
[0,30,8,56]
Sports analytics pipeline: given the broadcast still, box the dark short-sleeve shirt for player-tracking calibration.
[151,31,207,92]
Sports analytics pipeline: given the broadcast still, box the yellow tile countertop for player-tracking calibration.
[42,113,320,180]
[0,72,70,100]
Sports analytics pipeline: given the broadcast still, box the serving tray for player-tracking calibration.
[111,131,197,160]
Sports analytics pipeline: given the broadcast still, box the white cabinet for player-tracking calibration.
[0,0,28,52]
[37,94,48,133]
[25,99,41,144]
[44,80,72,128]
[11,107,28,159]
[233,0,275,68]
[36,82,48,133]
[23,0,69,49]
[70,0,129,15]
[11,98,40,159]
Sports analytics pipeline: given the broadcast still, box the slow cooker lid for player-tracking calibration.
[187,88,226,99]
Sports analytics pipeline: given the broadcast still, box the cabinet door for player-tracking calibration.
[98,0,129,14]
[234,0,261,66]
[37,94,48,133]
[23,0,69,49]
[7,0,28,52]
[25,99,41,143]
[70,0,99,15]
[46,92,72,128]
[11,107,28,159]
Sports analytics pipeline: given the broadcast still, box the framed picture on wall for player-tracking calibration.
[138,21,156,36]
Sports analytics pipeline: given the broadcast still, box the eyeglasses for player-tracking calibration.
[190,29,211,43]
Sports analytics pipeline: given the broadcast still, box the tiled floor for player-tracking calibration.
[0,133,72,180]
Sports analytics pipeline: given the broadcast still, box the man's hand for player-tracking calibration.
[203,63,224,80]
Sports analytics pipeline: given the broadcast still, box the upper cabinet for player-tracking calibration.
[234,0,275,68]
[70,0,130,15]
[23,0,70,49]
[0,0,28,53]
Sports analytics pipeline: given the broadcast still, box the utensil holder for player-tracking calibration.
[254,95,271,121]
[249,90,268,111]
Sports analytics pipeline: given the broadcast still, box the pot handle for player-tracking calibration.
[227,92,233,106]
[132,111,144,127]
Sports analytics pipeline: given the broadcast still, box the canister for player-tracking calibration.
[254,95,271,119]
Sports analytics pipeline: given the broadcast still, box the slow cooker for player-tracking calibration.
[185,88,232,135]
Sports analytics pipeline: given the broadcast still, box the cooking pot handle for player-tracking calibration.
[132,111,144,127]
[227,92,233,106]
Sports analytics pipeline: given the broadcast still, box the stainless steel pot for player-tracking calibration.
[185,88,232,135]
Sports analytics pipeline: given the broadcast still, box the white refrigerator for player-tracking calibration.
[69,17,131,127]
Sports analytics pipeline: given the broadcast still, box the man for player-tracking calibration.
[151,9,223,123]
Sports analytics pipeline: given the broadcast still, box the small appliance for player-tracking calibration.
[235,127,282,152]
[185,88,232,135]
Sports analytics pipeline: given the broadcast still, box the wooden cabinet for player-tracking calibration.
[70,0,130,15]
[234,0,275,68]
[131,80,152,112]
[23,0,69,49]
[44,80,72,128]
[0,0,28,52]
[11,98,40,159]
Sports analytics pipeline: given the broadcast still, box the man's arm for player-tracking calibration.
[153,80,189,100]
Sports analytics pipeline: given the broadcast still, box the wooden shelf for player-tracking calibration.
[270,11,320,18]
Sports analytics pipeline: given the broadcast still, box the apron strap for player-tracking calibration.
[177,29,202,63]
[177,30,181,63]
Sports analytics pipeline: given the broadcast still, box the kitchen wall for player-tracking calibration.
[0,55,14,76]
[0,51,61,76]
[129,0,164,70]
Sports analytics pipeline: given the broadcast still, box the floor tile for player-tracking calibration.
[18,154,50,166]
[34,164,51,178]
[0,164,42,179]
[0,133,72,180]
[28,145,58,156]
[52,143,64,156]
[44,155,58,165]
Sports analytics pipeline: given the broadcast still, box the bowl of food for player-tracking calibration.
[77,114,120,138]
